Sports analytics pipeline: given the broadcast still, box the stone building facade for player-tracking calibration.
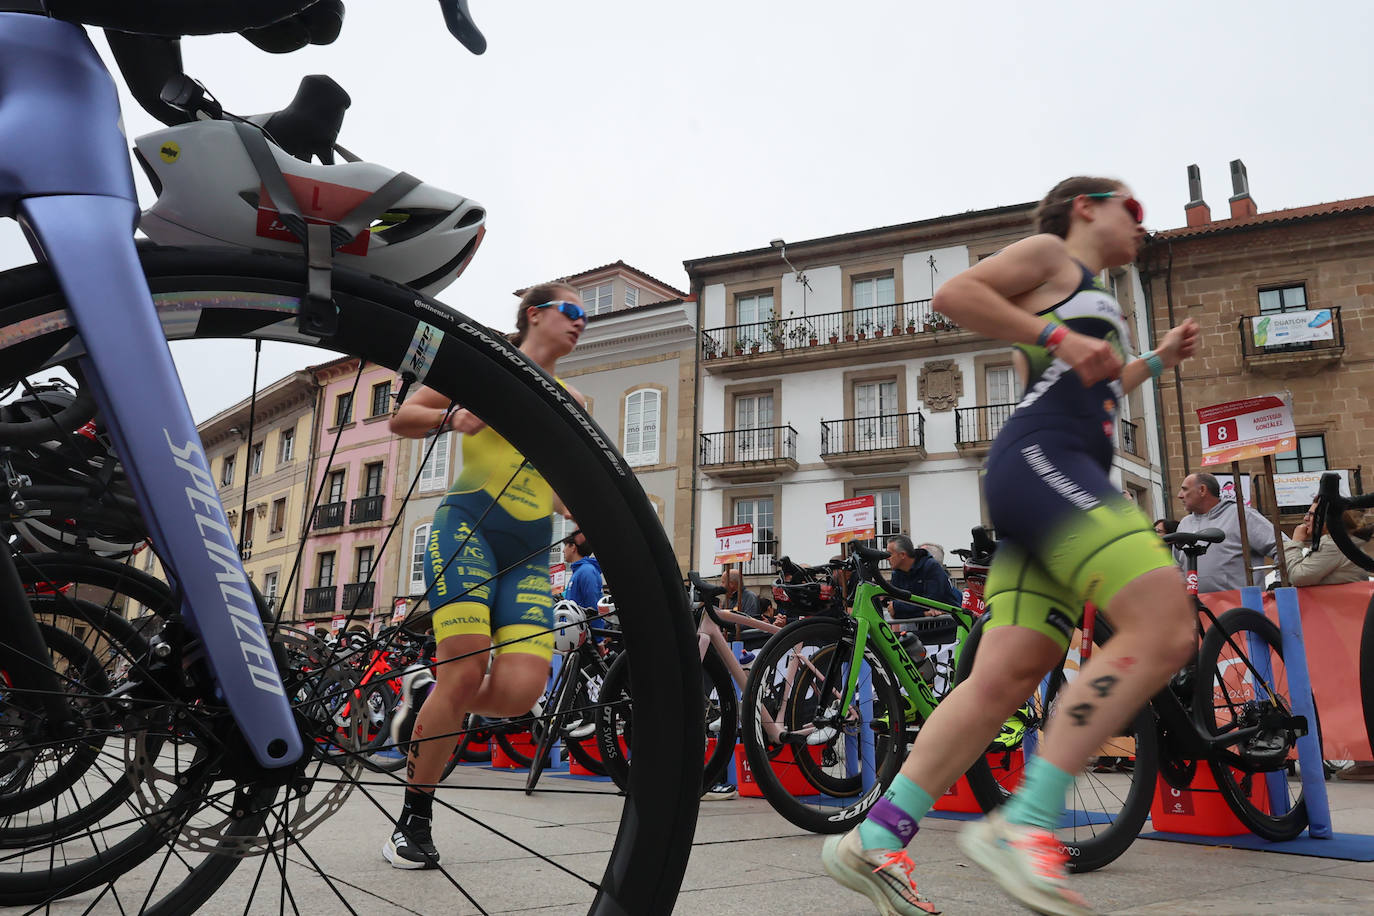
[1141,161,1374,525]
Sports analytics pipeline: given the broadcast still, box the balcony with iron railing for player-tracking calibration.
[1239,306,1344,376]
[699,425,799,481]
[350,494,385,525]
[342,581,375,611]
[700,299,965,374]
[303,585,336,614]
[820,411,927,469]
[740,544,778,577]
[312,501,346,530]
[954,403,1016,456]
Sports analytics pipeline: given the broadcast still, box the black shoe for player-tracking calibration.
[382,819,440,870]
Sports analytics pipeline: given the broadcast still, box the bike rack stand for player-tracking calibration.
[1139,585,1374,860]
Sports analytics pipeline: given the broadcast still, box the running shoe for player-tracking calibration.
[702,782,738,801]
[563,718,597,741]
[956,810,1093,916]
[821,828,939,915]
[382,819,440,870]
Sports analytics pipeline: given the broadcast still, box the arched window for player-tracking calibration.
[623,388,661,466]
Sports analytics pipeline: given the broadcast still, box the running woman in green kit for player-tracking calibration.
[822,178,1199,916]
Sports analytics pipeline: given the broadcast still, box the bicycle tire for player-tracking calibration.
[0,246,701,915]
[958,616,1158,873]
[596,649,736,794]
[1193,607,1309,841]
[739,616,906,834]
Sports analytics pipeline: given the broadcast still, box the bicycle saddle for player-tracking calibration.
[687,571,726,601]
[1162,527,1225,548]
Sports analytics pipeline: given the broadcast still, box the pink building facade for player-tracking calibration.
[299,358,404,634]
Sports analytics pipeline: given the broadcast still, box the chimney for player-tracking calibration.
[1228,159,1258,220]
[1184,164,1211,227]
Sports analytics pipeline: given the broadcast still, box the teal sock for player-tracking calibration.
[857,774,934,851]
[1000,755,1074,830]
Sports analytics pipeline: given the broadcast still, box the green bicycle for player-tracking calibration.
[739,537,1025,833]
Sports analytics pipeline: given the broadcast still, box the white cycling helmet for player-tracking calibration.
[551,600,588,654]
[133,120,485,297]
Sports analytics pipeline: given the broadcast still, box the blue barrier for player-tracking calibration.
[1269,586,1332,837]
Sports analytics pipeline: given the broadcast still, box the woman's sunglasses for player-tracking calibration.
[534,300,587,322]
[1082,191,1145,225]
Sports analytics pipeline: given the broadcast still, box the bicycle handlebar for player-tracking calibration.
[1315,471,1374,572]
[439,0,487,53]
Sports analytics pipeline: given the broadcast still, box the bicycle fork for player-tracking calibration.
[4,16,302,768]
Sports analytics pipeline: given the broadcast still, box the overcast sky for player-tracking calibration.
[3,1,1371,421]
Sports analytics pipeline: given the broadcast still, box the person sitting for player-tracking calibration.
[720,569,760,617]
[884,535,961,618]
[1282,499,1374,586]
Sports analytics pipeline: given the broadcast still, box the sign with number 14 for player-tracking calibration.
[714,524,754,565]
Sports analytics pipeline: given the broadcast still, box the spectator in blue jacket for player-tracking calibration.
[885,535,961,618]
[563,530,604,626]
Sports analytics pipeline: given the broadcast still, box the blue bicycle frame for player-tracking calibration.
[0,13,302,766]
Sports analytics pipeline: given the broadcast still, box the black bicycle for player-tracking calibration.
[956,527,1312,872]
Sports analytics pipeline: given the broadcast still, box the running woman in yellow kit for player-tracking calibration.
[822,178,1200,915]
[383,282,587,868]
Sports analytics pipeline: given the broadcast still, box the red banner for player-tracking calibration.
[1199,582,1372,759]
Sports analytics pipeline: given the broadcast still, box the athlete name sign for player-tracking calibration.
[1197,393,1296,467]
[825,495,876,545]
[713,523,754,565]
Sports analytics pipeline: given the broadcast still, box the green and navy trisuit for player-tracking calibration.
[860,262,1174,850]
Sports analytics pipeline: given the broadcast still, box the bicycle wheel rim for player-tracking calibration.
[740,617,904,833]
[0,246,701,914]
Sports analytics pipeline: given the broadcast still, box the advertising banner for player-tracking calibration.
[1250,309,1334,348]
[1273,469,1353,508]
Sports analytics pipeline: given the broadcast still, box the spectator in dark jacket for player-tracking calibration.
[885,535,961,618]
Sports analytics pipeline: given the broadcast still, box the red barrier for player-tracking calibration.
[1199,582,1373,760]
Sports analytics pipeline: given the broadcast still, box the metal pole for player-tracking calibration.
[1262,454,1291,587]
[1232,460,1254,587]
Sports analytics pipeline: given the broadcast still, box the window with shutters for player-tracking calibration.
[623,388,661,466]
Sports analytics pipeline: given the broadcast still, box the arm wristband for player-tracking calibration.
[1143,351,1165,378]
[1044,325,1069,354]
[1035,322,1057,347]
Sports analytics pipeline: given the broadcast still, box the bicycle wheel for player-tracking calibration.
[596,648,735,794]
[1193,607,1309,841]
[0,246,700,914]
[0,551,276,913]
[739,616,906,834]
[957,616,1158,873]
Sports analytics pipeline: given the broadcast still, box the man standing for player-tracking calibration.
[885,535,961,617]
[563,530,603,612]
[1176,472,1284,592]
